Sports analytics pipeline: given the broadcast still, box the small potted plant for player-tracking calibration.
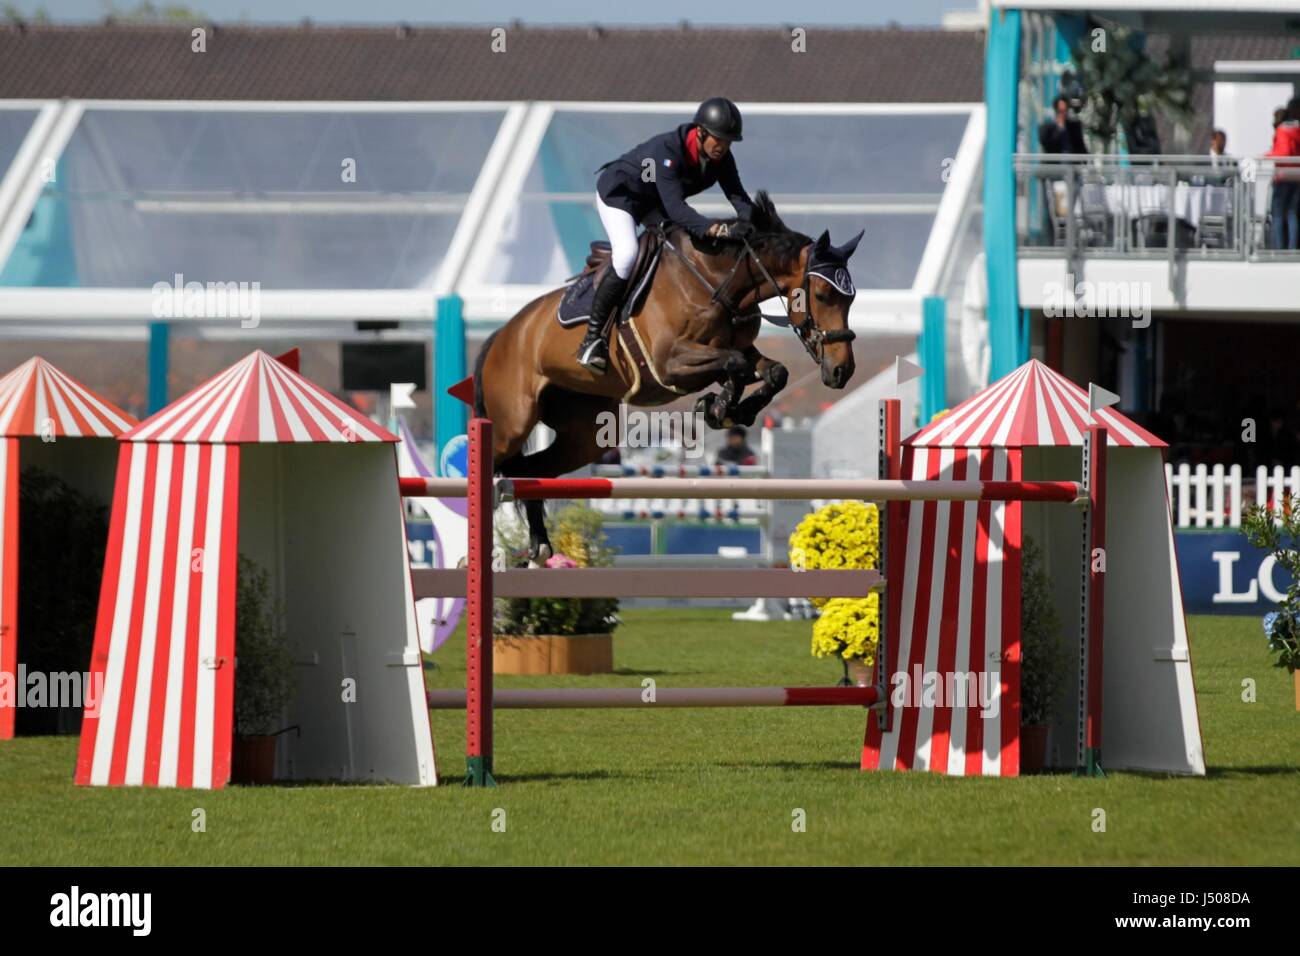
[1242,495,1300,709]
[788,500,882,684]
[492,504,620,674]
[1020,535,1070,772]
[231,555,294,784]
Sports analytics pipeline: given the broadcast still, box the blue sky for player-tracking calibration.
[18,0,979,27]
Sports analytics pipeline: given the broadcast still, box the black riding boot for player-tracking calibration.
[576,270,629,374]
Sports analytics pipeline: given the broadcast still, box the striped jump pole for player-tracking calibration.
[428,686,881,710]
[463,417,495,788]
[401,476,1086,504]
[591,463,770,478]
[1077,422,1109,778]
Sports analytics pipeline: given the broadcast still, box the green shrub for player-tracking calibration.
[233,554,294,737]
[1020,535,1070,726]
[14,467,110,733]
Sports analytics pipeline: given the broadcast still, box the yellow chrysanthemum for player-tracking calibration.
[788,501,882,662]
[811,595,881,661]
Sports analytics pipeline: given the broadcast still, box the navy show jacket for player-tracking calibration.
[596,123,755,238]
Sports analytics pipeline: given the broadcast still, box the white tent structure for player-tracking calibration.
[0,357,136,739]
[76,350,435,789]
[864,360,1205,776]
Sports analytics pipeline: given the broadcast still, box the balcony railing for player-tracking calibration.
[1165,462,1300,529]
[1015,154,1300,260]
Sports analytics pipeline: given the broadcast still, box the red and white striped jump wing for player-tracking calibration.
[910,359,1165,449]
[0,357,136,437]
[123,350,397,444]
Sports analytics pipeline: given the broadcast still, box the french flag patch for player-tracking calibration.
[663,158,674,168]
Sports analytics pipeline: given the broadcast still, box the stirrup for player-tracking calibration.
[577,336,609,373]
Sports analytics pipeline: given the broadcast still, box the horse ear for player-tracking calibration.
[835,229,865,260]
[814,230,830,252]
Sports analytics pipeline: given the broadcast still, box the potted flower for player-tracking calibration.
[1020,535,1070,772]
[788,500,881,684]
[231,555,294,784]
[492,504,620,674]
[1242,495,1300,709]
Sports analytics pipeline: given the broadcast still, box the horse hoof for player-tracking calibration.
[529,543,553,567]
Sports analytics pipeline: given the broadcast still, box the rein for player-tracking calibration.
[656,226,858,364]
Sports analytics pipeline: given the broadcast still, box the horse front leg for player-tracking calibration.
[733,347,788,427]
[661,341,749,430]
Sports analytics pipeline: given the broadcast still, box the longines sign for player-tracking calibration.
[1174,533,1294,614]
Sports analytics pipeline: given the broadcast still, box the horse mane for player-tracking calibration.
[739,191,810,271]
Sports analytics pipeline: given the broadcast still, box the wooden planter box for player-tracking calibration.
[1020,723,1049,773]
[493,634,613,675]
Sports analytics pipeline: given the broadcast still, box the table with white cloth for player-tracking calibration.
[1050,177,1267,228]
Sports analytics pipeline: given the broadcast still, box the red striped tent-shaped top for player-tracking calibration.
[76,350,435,789]
[907,359,1165,449]
[863,360,1204,777]
[0,358,136,739]
[0,357,136,438]
[121,349,397,444]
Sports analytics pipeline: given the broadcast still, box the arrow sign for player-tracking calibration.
[895,355,924,386]
[1088,383,1121,417]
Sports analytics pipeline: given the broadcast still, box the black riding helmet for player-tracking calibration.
[693,97,743,142]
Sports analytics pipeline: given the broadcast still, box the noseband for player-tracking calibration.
[656,226,857,365]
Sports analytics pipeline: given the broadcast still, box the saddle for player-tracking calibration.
[556,229,663,328]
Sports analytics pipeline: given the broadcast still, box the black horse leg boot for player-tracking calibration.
[576,270,628,374]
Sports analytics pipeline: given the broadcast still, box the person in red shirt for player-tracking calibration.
[1267,97,1300,250]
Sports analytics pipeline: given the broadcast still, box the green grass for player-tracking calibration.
[1,611,1296,865]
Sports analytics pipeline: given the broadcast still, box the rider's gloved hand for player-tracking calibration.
[706,220,756,240]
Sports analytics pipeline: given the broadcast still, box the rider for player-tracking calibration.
[577,96,758,373]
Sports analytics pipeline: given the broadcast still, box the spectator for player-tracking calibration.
[1267,97,1300,250]
[1209,128,1229,166]
[1124,111,1162,155]
[715,425,757,467]
[1039,96,1087,154]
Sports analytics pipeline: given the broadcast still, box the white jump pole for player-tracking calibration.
[428,686,881,709]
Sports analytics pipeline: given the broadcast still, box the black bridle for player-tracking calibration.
[656,227,857,364]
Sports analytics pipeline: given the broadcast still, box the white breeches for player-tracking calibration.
[596,194,639,280]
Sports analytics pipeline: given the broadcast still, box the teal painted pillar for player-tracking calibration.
[434,294,467,465]
[147,323,169,413]
[1054,14,1088,62]
[985,8,1025,380]
[919,296,947,423]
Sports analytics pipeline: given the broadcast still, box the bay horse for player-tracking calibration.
[474,192,863,560]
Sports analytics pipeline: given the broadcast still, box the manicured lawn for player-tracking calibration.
[0,611,1296,865]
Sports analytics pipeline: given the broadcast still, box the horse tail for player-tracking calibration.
[471,326,501,419]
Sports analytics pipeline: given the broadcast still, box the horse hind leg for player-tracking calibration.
[500,396,619,563]
[496,452,555,565]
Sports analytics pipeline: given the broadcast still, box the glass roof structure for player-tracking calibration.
[0,100,983,339]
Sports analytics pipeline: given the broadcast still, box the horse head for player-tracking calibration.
[747,193,860,389]
[799,228,862,388]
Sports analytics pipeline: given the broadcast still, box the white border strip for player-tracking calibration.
[912,105,985,297]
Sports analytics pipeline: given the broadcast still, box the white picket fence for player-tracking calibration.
[1165,463,1300,529]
